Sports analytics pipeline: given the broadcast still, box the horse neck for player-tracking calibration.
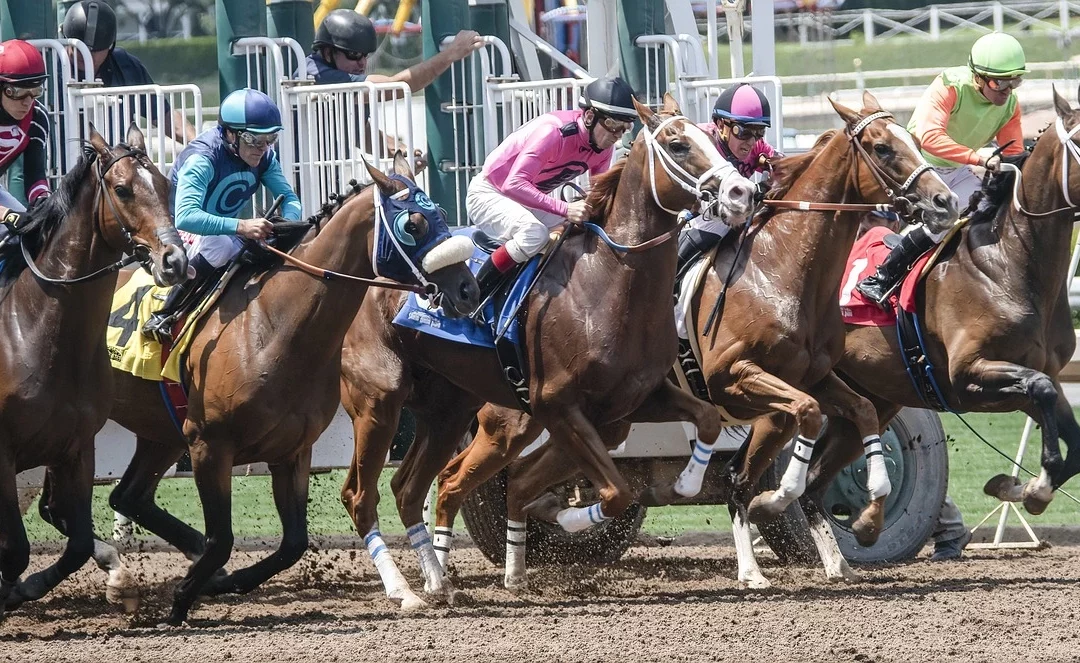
[765,133,862,292]
[12,175,122,342]
[987,135,1076,296]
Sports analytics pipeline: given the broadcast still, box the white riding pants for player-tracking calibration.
[467,175,564,263]
[187,234,244,269]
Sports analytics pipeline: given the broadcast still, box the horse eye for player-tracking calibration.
[670,141,690,154]
[873,143,892,157]
[113,185,133,200]
[407,216,428,237]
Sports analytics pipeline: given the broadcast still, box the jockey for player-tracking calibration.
[857,31,1025,305]
[467,76,638,298]
[141,88,302,342]
[676,83,780,273]
[0,40,51,248]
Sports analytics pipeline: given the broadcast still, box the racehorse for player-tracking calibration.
[0,126,187,619]
[336,94,756,608]
[105,154,478,625]
[432,91,960,591]
[798,86,1080,548]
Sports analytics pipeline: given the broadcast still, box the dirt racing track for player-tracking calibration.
[2,538,1077,662]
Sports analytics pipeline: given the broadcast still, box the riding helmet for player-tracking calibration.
[0,40,48,87]
[218,88,283,134]
[62,1,118,52]
[712,83,771,126]
[969,32,1028,78]
[579,77,638,122]
[313,9,377,56]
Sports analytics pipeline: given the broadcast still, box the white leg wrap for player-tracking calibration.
[432,527,454,571]
[774,435,815,506]
[504,520,527,590]
[555,502,608,533]
[731,509,769,588]
[364,524,412,599]
[407,522,446,594]
[863,435,891,501]
[674,439,715,497]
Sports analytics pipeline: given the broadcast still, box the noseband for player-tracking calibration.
[639,114,740,216]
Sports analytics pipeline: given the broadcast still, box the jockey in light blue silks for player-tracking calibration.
[142,87,301,342]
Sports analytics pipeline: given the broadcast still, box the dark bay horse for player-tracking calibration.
[337,94,755,607]
[797,87,1080,558]
[0,127,187,619]
[434,92,960,591]
[105,154,478,625]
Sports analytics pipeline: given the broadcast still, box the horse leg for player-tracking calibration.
[166,439,234,626]
[6,447,95,612]
[955,361,1064,514]
[110,436,205,559]
[203,448,312,597]
[434,405,544,595]
[0,454,30,620]
[619,379,725,503]
[754,371,888,547]
[36,474,139,613]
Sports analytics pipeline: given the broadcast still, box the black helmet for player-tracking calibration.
[579,77,638,122]
[62,1,117,52]
[313,9,377,55]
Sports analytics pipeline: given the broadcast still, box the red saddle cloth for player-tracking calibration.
[838,226,932,326]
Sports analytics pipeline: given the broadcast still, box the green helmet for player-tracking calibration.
[969,32,1027,78]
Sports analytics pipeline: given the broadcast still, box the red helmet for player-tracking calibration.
[0,40,47,87]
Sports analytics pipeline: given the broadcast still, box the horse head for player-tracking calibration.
[363,152,478,317]
[1047,85,1080,207]
[633,93,754,226]
[88,124,188,286]
[830,91,958,235]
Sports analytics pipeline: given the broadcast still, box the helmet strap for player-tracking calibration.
[583,109,604,153]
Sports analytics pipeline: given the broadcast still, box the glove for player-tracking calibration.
[753,180,769,205]
[28,192,49,211]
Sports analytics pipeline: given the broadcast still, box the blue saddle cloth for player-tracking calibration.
[392,227,541,348]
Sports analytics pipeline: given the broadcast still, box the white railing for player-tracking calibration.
[29,39,95,188]
[281,79,417,218]
[232,36,309,108]
[637,33,713,118]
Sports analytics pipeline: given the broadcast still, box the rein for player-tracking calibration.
[1004,118,1080,219]
[257,240,433,295]
[22,149,152,285]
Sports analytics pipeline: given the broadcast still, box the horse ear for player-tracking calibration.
[828,96,860,128]
[363,156,398,197]
[392,150,414,180]
[126,123,146,151]
[1053,85,1076,123]
[661,92,681,115]
[634,96,659,130]
[861,90,883,113]
[87,124,112,160]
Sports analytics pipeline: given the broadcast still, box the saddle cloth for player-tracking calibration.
[838,226,933,326]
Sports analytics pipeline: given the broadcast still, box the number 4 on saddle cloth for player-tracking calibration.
[839,222,968,412]
[393,226,542,412]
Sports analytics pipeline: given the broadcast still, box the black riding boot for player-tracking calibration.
[676,227,724,279]
[855,225,938,306]
[141,254,216,344]
[474,253,514,304]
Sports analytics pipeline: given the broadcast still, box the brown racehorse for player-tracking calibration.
[432,92,960,591]
[796,87,1080,558]
[336,94,756,607]
[0,127,187,620]
[104,154,478,625]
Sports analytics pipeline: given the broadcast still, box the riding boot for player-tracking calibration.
[141,254,215,344]
[474,254,510,304]
[676,227,724,280]
[855,225,939,306]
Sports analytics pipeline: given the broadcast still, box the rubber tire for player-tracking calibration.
[757,408,948,564]
[460,462,647,567]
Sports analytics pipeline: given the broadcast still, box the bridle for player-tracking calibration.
[22,146,158,285]
[1003,117,1080,218]
[763,111,933,217]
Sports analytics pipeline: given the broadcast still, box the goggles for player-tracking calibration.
[3,85,44,101]
[238,131,279,149]
[728,122,767,140]
[598,115,634,135]
[983,76,1023,92]
[339,48,369,62]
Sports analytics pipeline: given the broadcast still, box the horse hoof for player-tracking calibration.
[106,585,140,613]
[984,474,1022,501]
[638,484,678,507]
[747,492,781,524]
[504,577,529,595]
[522,492,562,524]
[396,592,428,612]
[738,575,771,590]
[851,517,881,548]
[1022,490,1052,516]
[826,565,861,583]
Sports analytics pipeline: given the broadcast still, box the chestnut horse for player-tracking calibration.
[0,127,187,620]
[796,87,1080,559]
[104,155,478,625]
[336,94,755,608]
[432,92,960,592]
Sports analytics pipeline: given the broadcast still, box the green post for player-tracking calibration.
[0,0,56,40]
[217,0,267,100]
[423,0,471,226]
[267,0,314,51]
[617,0,664,100]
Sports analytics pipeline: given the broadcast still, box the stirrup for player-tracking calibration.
[142,314,177,345]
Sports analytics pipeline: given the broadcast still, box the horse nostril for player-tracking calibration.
[933,192,953,210]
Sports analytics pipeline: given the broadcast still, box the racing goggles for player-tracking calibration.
[598,115,634,135]
[238,131,280,149]
[728,122,767,140]
[339,48,369,62]
[3,85,44,101]
[984,76,1023,92]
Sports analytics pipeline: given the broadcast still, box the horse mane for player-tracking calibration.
[584,158,627,223]
[19,144,98,243]
[767,129,839,200]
